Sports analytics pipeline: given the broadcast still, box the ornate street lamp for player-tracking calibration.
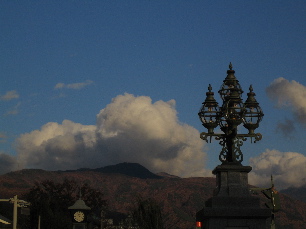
[198,63,264,164]
[196,64,271,229]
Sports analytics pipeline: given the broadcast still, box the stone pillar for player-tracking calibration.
[196,164,271,229]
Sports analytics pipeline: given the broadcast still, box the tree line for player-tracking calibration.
[5,179,164,229]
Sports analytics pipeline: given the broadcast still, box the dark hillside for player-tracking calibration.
[0,165,305,228]
[281,184,306,203]
[65,162,162,179]
[93,162,162,179]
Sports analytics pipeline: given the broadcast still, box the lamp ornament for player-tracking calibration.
[198,63,264,164]
[229,62,233,70]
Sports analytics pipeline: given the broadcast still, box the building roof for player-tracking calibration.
[0,214,11,225]
[68,199,91,210]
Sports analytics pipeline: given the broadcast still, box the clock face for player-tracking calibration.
[74,211,85,222]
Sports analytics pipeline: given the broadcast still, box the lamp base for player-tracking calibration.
[196,164,271,229]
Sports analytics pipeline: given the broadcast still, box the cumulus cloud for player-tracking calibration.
[14,93,210,177]
[0,90,19,101]
[16,120,97,171]
[54,80,93,90]
[0,153,19,174]
[266,77,306,127]
[275,118,295,138]
[249,149,306,190]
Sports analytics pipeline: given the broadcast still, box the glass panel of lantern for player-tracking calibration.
[243,105,263,134]
[220,98,245,128]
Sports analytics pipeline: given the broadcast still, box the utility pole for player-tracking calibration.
[38,215,41,229]
[13,195,18,229]
[0,195,30,229]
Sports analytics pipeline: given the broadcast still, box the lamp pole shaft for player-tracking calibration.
[224,127,237,163]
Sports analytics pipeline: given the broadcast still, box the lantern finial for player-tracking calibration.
[229,62,233,70]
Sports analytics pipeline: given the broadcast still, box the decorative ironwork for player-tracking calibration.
[198,63,264,164]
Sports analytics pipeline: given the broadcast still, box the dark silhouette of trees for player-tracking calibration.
[131,197,164,229]
[23,179,107,229]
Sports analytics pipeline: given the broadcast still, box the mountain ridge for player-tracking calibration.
[0,163,305,229]
[280,184,306,203]
[63,162,162,179]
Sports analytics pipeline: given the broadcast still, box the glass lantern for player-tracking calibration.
[243,85,264,134]
[198,85,220,134]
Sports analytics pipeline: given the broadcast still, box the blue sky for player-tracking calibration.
[0,1,305,189]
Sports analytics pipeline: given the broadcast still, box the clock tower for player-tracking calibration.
[68,197,91,229]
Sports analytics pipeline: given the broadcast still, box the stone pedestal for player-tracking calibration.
[196,164,271,229]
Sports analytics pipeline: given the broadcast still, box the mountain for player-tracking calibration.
[65,162,162,179]
[93,162,162,179]
[281,184,306,203]
[0,164,305,229]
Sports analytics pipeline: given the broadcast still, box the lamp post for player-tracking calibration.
[196,63,271,229]
[198,62,264,164]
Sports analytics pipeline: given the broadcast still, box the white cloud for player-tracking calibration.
[275,118,295,138]
[249,149,306,190]
[13,93,210,177]
[95,93,209,177]
[54,80,93,90]
[0,90,19,101]
[16,120,97,170]
[0,153,19,174]
[54,83,65,89]
[266,77,306,126]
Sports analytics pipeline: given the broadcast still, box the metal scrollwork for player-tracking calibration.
[218,137,228,162]
[200,131,263,164]
[232,137,245,163]
[254,133,262,143]
[200,132,209,142]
